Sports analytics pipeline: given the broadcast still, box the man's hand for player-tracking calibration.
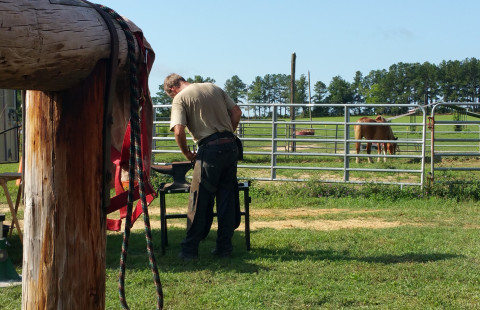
[173,124,196,160]
[185,147,196,161]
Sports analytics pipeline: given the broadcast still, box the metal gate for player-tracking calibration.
[429,102,480,183]
[153,103,428,187]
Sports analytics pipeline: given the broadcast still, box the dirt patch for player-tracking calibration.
[0,204,410,233]
[251,208,382,218]
[463,224,480,229]
[131,207,402,232]
[249,218,403,231]
[237,207,401,231]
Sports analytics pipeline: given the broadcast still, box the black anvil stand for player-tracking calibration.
[151,161,251,255]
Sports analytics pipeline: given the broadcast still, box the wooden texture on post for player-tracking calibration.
[0,2,155,307]
[22,62,107,309]
[0,0,130,91]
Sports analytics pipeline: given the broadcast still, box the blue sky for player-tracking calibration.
[99,0,479,97]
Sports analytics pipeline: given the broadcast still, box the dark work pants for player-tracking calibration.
[181,140,238,256]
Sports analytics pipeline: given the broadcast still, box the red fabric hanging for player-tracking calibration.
[106,30,156,231]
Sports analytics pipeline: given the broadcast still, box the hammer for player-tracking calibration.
[151,161,193,190]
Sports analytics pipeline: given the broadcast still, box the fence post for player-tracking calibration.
[428,111,435,183]
[420,106,427,188]
[271,105,278,180]
[290,53,296,152]
[344,106,350,182]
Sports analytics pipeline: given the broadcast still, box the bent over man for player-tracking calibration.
[164,73,242,259]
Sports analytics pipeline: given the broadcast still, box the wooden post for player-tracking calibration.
[0,2,155,308]
[0,0,130,91]
[22,62,107,309]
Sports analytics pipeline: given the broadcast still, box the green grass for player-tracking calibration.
[2,112,480,308]
[110,216,479,309]
[105,197,480,309]
[2,181,480,309]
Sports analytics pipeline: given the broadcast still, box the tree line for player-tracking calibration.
[153,57,480,117]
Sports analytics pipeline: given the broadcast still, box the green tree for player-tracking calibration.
[248,76,264,118]
[152,84,172,118]
[312,81,329,116]
[462,58,480,109]
[187,75,216,83]
[384,62,417,113]
[274,74,290,116]
[224,75,247,103]
[327,76,353,116]
[261,74,277,118]
[295,74,308,103]
[262,74,276,103]
[362,69,387,114]
[413,61,439,105]
[385,63,408,104]
[252,74,290,117]
[351,71,364,115]
[438,60,462,102]
[312,81,327,103]
[295,74,308,116]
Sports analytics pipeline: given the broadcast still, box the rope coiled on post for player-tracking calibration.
[98,5,163,310]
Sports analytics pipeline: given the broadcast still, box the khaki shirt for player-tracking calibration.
[170,83,237,143]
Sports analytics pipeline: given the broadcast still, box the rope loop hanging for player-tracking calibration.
[97,4,163,310]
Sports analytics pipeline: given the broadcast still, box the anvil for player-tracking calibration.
[151,161,193,190]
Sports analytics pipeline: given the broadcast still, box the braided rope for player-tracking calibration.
[99,5,163,310]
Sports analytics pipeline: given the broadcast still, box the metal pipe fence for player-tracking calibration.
[429,102,480,182]
[152,102,480,188]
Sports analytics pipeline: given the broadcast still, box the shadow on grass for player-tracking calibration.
[6,228,263,274]
[106,227,463,277]
[106,228,265,274]
[251,247,462,265]
[7,227,463,275]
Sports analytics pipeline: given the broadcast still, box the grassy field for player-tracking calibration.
[1,174,480,309]
[1,111,479,309]
[153,113,480,186]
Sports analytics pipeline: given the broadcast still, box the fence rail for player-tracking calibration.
[153,102,480,188]
[429,102,480,183]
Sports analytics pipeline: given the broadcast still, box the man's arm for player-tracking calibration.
[173,124,195,161]
[230,105,242,132]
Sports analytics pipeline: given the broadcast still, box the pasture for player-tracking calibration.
[153,112,480,187]
[1,158,480,308]
[1,110,480,308]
